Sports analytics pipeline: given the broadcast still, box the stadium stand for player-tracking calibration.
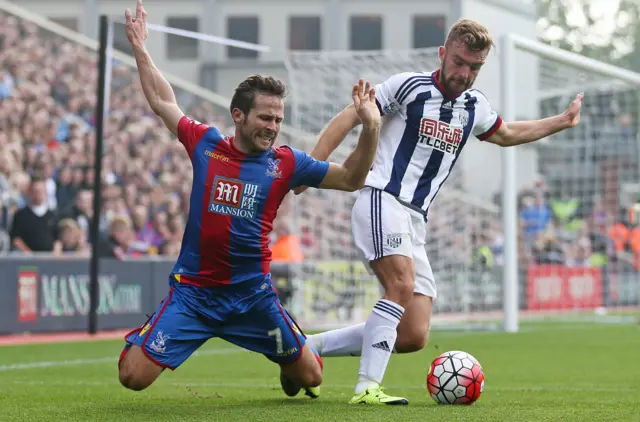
[1,9,640,281]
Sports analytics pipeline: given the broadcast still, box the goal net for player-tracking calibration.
[285,49,503,330]
[504,35,640,324]
[285,39,640,330]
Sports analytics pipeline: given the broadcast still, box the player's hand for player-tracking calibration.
[352,79,380,128]
[125,0,148,48]
[562,92,583,128]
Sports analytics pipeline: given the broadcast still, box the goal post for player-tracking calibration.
[501,35,518,333]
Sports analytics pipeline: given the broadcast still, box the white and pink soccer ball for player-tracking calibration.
[426,350,485,405]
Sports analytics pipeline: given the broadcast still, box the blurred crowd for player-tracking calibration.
[0,12,345,261]
[462,178,640,273]
[0,13,231,259]
[1,11,640,271]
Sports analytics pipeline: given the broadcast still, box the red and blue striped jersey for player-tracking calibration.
[171,116,329,288]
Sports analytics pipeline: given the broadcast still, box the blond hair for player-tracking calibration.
[59,218,80,231]
[446,19,494,52]
[109,215,131,232]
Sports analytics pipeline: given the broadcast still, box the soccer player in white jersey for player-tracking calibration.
[296,19,584,405]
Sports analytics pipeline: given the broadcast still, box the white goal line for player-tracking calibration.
[0,348,246,372]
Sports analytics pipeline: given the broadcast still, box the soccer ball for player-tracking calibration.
[426,350,484,405]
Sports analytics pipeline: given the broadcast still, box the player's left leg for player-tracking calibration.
[307,291,433,357]
[308,213,435,357]
[395,294,432,351]
[394,242,435,353]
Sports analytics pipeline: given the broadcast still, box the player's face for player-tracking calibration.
[439,42,487,94]
[238,94,284,153]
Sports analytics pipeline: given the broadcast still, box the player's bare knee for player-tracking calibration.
[281,365,323,388]
[301,364,323,387]
[118,346,161,391]
[119,367,149,391]
[395,331,428,353]
[118,360,150,391]
[281,348,323,387]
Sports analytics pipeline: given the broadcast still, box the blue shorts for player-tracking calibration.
[120,277,306,370]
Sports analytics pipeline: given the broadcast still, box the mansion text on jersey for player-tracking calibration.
[208,203,256,219]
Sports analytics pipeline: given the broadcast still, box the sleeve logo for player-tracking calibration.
[383,100,400,114]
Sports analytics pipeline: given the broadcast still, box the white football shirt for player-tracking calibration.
[365,70,502,218]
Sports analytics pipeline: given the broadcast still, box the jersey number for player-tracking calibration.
[268,327,283,354]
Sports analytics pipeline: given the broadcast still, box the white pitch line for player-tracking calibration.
[0,348,247,372]
[5,380,640,393]
[0,356,116,371]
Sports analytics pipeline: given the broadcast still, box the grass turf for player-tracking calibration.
[1,321,639,421]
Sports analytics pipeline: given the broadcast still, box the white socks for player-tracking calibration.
[354,299,404,394]
[306,323,365,357]
[306,299,405,394]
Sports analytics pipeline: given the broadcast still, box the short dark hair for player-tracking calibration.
[230,75,287,116]
[446,19,494,52]
[29,176,46,185]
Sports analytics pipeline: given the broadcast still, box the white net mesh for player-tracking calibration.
[286,49,504,329]
[517,50,640,317]
[286,44,640,329]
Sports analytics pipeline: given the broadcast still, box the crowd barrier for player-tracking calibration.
[2,257,294,335]
[1,257,638,335]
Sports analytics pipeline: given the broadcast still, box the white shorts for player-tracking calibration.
[351,187,437,298]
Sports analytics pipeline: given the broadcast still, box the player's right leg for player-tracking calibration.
[215,283,323,399]
[345,187,414,405]
[279,342,323,398]
[118,281,212,391]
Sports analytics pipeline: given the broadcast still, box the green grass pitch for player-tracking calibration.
[1,321,639,421]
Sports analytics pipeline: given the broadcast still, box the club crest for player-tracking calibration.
[266,158,282,179]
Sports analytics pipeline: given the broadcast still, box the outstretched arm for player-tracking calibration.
[293,72,417,195]
[485,93,583,147]
[125,0,184,135]
[316,79,381,192]
[310,104,362,161]
[292,104,361,195]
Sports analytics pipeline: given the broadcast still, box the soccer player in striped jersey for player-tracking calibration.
[298,19,584,405]
[117,0,382,399]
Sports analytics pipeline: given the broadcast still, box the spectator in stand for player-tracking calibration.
[98,215,148,260]
[520,189,552,248]
[549,189,581,238]
[9,178,61,254]
[131,204,161,249]
[55,166,76,212]
[58,218,89,256]
[531,230,564,265]
[63,189,93,239]
[161,213,184,256]
[272,218,304,263]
